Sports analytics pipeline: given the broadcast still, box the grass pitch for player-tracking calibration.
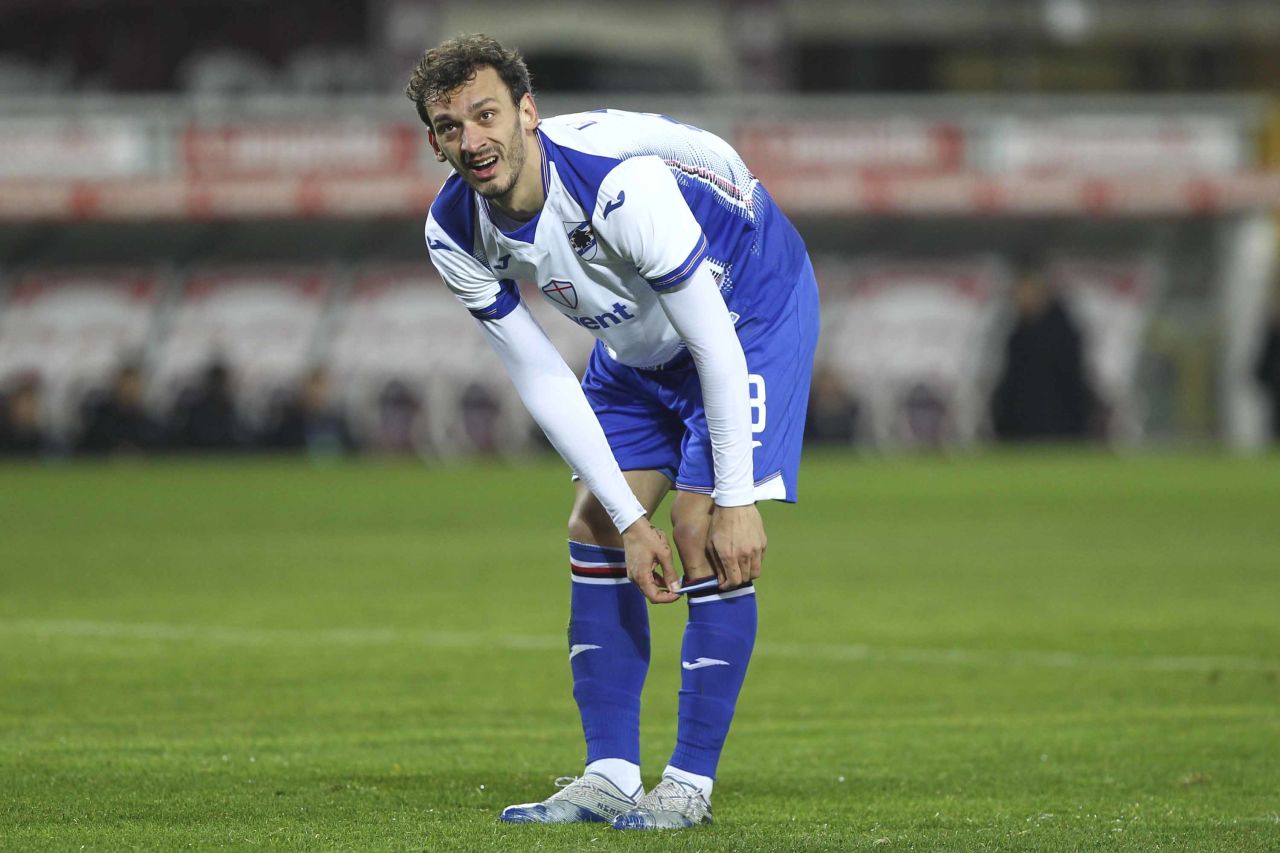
[1,451,1278,850]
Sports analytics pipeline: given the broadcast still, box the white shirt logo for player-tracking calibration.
[681,657,731,670]
[569,644,602,660]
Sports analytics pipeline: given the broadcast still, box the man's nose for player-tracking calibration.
[459,124,483,153]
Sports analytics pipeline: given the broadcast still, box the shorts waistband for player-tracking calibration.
[636,348,693,373]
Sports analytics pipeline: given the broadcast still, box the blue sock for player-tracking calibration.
[568,541,650,765]
[669,580,757,779]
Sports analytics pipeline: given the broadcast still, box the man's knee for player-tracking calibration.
[670,494,713,572]
[669,519,703,565]
[567,491,619,547]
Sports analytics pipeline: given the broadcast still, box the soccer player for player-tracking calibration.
[406,34,819,830]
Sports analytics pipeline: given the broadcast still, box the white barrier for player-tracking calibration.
[149,270,332,423]
[817,257,1006,447]
[0,270,159,440]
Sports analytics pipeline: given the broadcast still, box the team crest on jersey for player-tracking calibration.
[542,278,579,309]
[565,220,598,260]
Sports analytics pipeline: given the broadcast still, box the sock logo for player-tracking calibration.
[569,644,602,660]
[681,657,730,670]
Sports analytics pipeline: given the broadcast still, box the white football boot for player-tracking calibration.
[499,772,642,824]
[611,774,713,830]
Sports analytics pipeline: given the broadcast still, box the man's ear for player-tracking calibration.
[427,128,447,162]
[518,92,540,132]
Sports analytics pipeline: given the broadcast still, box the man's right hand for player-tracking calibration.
[622,517,679,604]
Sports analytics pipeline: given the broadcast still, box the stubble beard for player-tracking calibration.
[471,123,526,204]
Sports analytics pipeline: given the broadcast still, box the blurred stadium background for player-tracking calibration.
[3,0,1280,457]
[4,3,1280,849]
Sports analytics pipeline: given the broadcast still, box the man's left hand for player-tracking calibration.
[706,503,767,589]
[622,517,680,604]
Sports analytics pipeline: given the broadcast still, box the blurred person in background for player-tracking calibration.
[167,361,245,451]
[0,374,49,456]
[458,380,502,453]
[374,378,422,454]
[804,364,860,445]
[408,33,819,831]
[262,366,356,456]
[903,382,950,447]
[991,258,1094,442]
[77,362,160,454]
[1254,281,1280,443]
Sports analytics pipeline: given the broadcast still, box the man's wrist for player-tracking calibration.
[621,514,649,536]
[613,502,647,535]
[713,488,756,508]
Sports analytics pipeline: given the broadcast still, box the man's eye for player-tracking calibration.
[480,111,495,121]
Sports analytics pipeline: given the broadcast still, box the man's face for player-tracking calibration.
[426,66,536,205]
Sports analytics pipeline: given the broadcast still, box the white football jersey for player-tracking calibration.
[425,109,806,369]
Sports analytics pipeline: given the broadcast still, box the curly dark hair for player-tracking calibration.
[405,34,533,130]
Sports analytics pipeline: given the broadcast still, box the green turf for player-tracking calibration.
[1,451,1278,850]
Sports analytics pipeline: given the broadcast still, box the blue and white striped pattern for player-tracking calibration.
[569,540,629,585]
[648,235,709,292]
[466,278,519,320]
[685,581,755,606]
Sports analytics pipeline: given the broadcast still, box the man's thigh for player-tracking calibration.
[569,469,673,548]
[581,261,820,505]
[581,342,686,483]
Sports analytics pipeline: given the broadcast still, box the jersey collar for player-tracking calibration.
[480,131,550,243]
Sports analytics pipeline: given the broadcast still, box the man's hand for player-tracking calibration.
[622,517,679,604]
[706,503,767,589]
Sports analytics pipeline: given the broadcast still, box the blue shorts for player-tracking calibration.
[581,258,820,503]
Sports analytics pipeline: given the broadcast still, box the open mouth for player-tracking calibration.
[467,155,499,180]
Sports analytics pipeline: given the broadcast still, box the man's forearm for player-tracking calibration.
[477,303,646,531]
[658,264,755,506]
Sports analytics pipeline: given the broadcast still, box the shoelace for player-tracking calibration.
[547,774,622,803]
[546,775,584,800]
[647,778,706,812]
